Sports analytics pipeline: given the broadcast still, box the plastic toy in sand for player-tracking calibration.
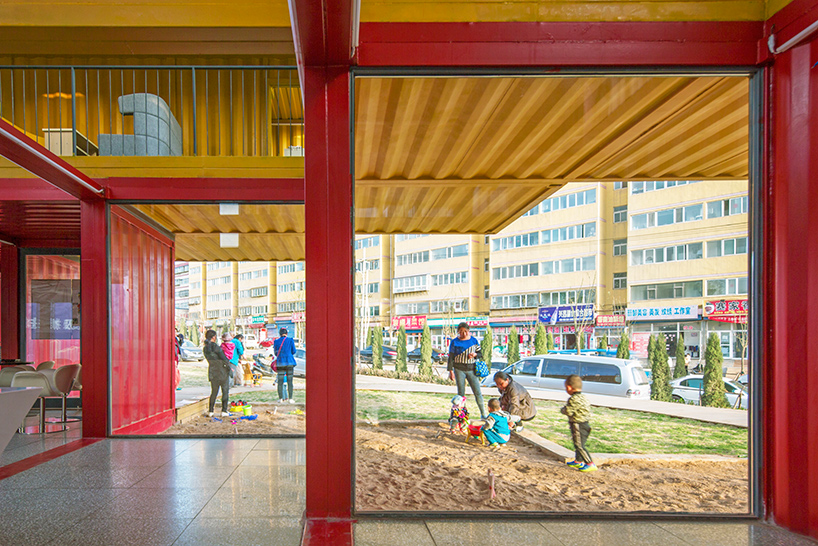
[466,423,486,445]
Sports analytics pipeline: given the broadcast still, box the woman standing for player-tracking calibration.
[203,329,231,417]
[273,328,297,403]
[447,322,486,419]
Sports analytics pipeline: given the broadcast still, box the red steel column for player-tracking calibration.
[766,39,818,540]
[80,199,109,438]
[1,243,20,360]
[304,65,354,520]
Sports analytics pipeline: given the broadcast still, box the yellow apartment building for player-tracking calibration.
[274,261,306,341]
[354,235,391,347]
[236,262,276,341]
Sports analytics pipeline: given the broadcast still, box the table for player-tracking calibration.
[0,387,43,453]
[0,361,34,368]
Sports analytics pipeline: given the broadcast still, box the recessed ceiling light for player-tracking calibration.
[219,203,240,215]
[220,233,239,248]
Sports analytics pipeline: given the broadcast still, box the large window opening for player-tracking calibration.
[352,72,757,515]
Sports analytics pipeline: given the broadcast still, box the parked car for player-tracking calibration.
[669,374,748,409]
[407,347,445,363]
[358,345,398,362]
[293,348,306,377]
[179,340,203,362]
[243,334,259,350]
[480,354,650,399]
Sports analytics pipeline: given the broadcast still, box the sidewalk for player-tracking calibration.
[355,375,748,428]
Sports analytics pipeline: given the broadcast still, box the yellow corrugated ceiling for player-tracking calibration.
[354,75,749,234]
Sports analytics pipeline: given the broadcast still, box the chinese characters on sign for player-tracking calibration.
[703,299,749,324]
[625,305,699,321]
[595,314,626,328]
[391,315,427,330]
[538,305,595,324]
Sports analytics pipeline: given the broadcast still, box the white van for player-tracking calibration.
[481,354,650,399]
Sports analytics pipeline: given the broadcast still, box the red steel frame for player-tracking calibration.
[0,243,20,360]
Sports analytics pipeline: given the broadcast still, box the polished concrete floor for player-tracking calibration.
[1,435,816,546]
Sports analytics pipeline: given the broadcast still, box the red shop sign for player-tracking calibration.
[391,315,427,330]
[703,298,749,318]
[595,314,626,327]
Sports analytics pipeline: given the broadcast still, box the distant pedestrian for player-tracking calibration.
[561,374,596,472]
[204,329,231,417]
[231,333,246,387]
[221,334,239,385]
[273,328,297,403]
[447,322,486,419]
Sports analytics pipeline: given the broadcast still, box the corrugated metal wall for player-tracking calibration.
[110,206,175,434]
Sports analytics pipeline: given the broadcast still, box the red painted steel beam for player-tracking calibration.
[288,0,356,68]
[0,243,20,360]
[357,21,764,66]
[765,0,818,52]
[0,179,76,201]
[80,199,109,438]
[303,66,354,523]
[0,119,106,200]
[104,177,305,202]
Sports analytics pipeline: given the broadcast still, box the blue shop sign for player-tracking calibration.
[538,304,594,324]
[625,306,699,321]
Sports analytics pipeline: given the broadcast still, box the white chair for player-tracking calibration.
[36,361,55,371]
[0,365,35,387]
[11,364,80,433]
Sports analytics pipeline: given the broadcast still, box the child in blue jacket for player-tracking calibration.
[482,398,511,446]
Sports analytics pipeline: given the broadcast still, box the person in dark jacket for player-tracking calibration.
[273,328,297,403]
[494,371,537,430]
[203,329,231,417]
[447,322,486,419]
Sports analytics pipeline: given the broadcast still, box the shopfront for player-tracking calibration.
[627,305,703,363]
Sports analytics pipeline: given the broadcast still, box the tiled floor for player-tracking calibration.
[0,410,83,466]
[1,435,817,546]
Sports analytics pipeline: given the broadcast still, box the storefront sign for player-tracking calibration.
[291,312,306,323]
[630,332,651,357]
[625,305,698,321]
[424,316,488,328]
[538,305,594,324]
[251,315,266,324]
[391,315,427,330]
[546,325,591,334]
[704,299,748,323]
[595,314,626,328]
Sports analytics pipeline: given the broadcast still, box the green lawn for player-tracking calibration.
[355,391,748,458]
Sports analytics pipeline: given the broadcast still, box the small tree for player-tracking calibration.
[534,323,547,355]
[507,325,521,364]
[674,333,687,379]
[702,333,729,408]
[418,322,433,377]
[367,327,375,348]
[650,333,672,401]
[647,334,657,366]
[546,332,555,352]
[481,325,494,372]
[395,325,408,373]
[616,330,630,359]
[598,336,608,350]
[576,328,586,352]
[372,326,383,370]
[192,326,200,346]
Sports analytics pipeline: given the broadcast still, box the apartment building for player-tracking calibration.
[204,262,237,330]
[354,235,391,346]
[174,262,191,318]
[275,261,307,340]
[236,262,276,338]
[186,263,205,325]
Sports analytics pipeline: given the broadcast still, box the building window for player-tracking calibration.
[355,259,380,271]
[542,256,596,275]
[278,301,306,313]
[540,188,596,213]
[207,262,229,271]
[279,282,305,294]
[631,204,704,230]
[355,236,380,249]
[394,274,427,293]
[539,289,596,306]
[707,196,749,219]
[431,271,468,286]
[206,310,219,319]
[706,277,748,296]
[189,266,201,275]
[492,231,539,251]
[396,251,429,266]
[239,306,252,316]
[396,234,429,242]
[614,181,626,190]
[207,276,231,287]
[631,242,704,265]
[491,293,539,310]
[631,180,700,195]
[278,262,305,275]
[431,244,468,260]
[631,280,703,301]
[492,263,539,280]
[541,222,596,243]
[613,272,627,290]
[484,285,490,299]
[395,302,430,315]
[484,258,489,272]
[613,205,627,223]
[613,239,627,256]
[430,299,468,313]
[251,305,268,314]
[250,287,268,298]
[706,237,749,258]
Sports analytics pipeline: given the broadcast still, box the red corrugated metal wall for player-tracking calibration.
[25,255,81,367]
[766,36,818,540]
[110,206,175,435]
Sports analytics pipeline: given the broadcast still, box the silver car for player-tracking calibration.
[669,374,748,409]
[482,354,650,399]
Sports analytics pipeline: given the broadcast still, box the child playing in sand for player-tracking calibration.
[561,374,597,472]
[449,395,470,433]
[481,398,511,447]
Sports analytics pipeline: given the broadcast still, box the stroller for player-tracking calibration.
[252,353,276,377]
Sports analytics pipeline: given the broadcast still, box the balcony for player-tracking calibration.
[0,65,302,158]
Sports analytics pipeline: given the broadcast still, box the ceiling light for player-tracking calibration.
[220,233,239,248]
[219,203,239,216]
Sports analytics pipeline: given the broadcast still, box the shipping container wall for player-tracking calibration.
[25,254,81,367]
[110,206,175,434]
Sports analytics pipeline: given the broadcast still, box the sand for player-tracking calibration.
[163,403,305,435]
[356,423,748,513]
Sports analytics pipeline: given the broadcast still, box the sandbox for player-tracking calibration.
[356,422,748,513]
[163,402,305,435]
